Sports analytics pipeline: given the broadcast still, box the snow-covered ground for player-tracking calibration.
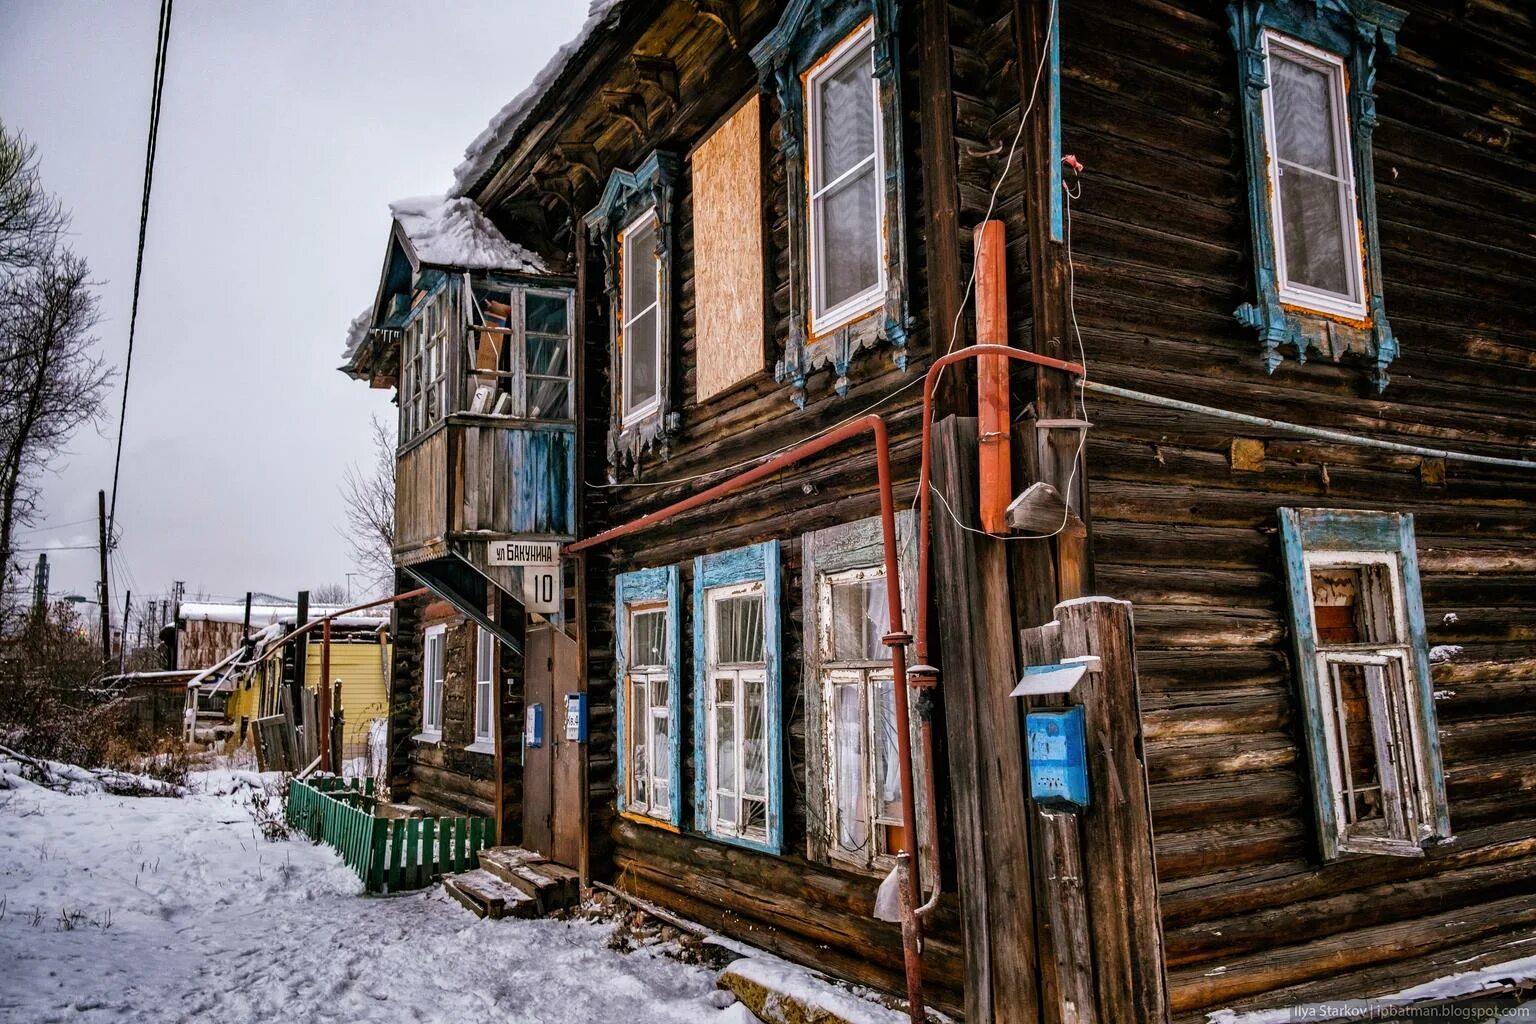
[0,764,743,1024]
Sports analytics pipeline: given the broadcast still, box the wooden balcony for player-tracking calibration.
[395,414,575,567]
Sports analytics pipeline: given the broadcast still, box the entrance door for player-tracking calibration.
[521,623,582,868]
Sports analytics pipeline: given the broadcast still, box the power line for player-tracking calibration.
[107,0,174,540]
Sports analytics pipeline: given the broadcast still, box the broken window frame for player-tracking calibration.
[399,286,451,444]
[1279,507,1451,861]
[419,623,447,742]
[464,283,575,422]
[615,565,682,827]
[693,541,783,855]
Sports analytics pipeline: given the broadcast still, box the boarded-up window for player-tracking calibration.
[692,96,764,402]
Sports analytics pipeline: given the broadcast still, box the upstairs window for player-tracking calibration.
[620,210,662,425]
[1229,0,1406,389]
[467,285,573,421]
[693,542,783,854]
[1262,34,1363,319]
[1280,508,1451,860]
[584,151,680,476]
[807,22,885,335]
[400,288,450,443]
[615,565,681,826]
[420,623,446,741]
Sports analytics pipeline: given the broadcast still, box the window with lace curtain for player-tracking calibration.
[616,565,681,826]
[694,542,783,853]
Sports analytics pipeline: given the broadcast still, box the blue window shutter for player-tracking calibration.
[614,565,682,824]
[693,541,784,854]
[1279,507,1451,861]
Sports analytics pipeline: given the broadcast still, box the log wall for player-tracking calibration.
[1048,1,1536,1017]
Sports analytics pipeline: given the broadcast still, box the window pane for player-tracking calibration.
[527,378,569,419]
[816,166,881,312]
[1271,53,1338,175]
[625,307,659,411]
[831,578,890,661]
[527,336,568,377]
[632,678,649,804]
[833,681,869,852]
[623,218,659,319]
[716,699,737,823]
[1311,565,1397,645]
[742,797,766,835]
[525,293,568,335]
[743,677,767,798]
[631,609,666,668]
[652,708,670,808]
[715,594,765,665]
[817,45,876,183]
[1278,168,1350,296]
[476,679,492,738]
[873,678,902,822]
[1331,661,1384,828]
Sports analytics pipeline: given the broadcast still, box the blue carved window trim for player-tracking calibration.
[693,541,784,854]
[1227,0,1406,390]
[582,150,681,475]
[1279,508,1452,862]
[614,565,683,826]
[751,0,910,408]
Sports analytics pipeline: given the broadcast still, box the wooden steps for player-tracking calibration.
[445,847,581,919]
[443,868,538,920]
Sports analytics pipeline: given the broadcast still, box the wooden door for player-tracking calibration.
[521,624,583,868]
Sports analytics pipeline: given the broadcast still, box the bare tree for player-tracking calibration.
[310,582,348,605]
[339,415,395,598]
[0,122,112,612]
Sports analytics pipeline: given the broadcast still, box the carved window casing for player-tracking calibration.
[583,151,681,476]
[1279,508,1452,860]
[614,566,683,826]
[752,0,909,408]
[1228,0,1406,390]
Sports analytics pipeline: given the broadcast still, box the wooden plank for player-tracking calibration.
[918,0,967,415]
[931,415,1039,1022]
[1056,597,1170,1023]
[423,819,437,880]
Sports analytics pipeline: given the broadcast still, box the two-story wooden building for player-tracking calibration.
[342,0,1536,1020]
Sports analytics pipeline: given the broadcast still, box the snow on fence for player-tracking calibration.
[285,776,494,893]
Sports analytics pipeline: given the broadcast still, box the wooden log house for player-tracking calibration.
[340,0,1536,1019]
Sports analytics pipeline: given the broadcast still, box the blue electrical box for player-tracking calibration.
[525,703,544,749]
[1026,705,1090,809]
[564,692,588,743]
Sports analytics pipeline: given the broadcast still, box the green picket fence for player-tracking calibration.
[286,776,493,893]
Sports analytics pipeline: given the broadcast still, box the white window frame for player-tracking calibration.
[619,207,663,426]
[1303,550,1436,857]
[703,581,771,845]
[805,20,887,337]
[399,288,451,443]
[624,603,673,822]
[1260,30,1367,321]
[418,623,446,742]
[818,565,903,870]
[467,625,495,752]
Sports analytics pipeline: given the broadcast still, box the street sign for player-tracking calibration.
[488,539,560,567]
[522,566,560,614]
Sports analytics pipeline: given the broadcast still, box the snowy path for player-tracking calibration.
[0,770,737,1024]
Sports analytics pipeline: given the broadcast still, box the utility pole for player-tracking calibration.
[31,553,48,621]
[97,489,111,664]
[120,589,132,673]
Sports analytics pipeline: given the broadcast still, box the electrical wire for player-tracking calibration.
[107,0,174,541]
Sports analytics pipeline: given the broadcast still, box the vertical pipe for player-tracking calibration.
[492,582,505,847]
[975,221,1012,534]
[319,616,332,773]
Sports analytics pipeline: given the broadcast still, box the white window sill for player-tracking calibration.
[465,740,496,755]
[810,293,883,342]
[412,732,442,745]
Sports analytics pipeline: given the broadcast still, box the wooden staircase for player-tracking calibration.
[443,847,581,920]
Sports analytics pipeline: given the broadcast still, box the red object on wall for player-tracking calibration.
[975,221,1011,534]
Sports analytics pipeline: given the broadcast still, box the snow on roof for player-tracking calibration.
[449,0,627,198]
[389,194,548,273]
[178,602,387,629]
[340,305,372,368]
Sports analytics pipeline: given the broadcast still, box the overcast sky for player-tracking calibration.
[0,1,584,617]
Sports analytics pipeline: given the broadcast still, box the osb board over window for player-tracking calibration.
[692,95,765,402]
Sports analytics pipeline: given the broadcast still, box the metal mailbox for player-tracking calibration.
[1026,705,1090,809]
